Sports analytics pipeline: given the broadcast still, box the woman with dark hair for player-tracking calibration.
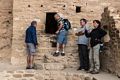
[85,20,107,74]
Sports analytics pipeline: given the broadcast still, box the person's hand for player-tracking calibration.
[75,33,79,36]
[76,32,84,36]
[85,29,88,33]
[36,43,38,45]
[35,43,38,48]
[55,31,59,34]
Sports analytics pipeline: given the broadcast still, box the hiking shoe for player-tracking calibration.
[31,66,35,69]
[84,68,89,71]
[53,52,60,57]
[91,71,99,74]
[61,52,65,56]
[86,70,94,73]
[26,66,30,69]
[77,67,84,71]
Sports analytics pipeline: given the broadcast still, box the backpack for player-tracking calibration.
[63,19,71,31]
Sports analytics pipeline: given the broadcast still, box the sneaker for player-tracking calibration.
[28,66,35,69]
[77,67,83,70]
[26,66,30,69]
[86,69,94,73]
[31,66,35,69]
[84,68,89,71]
[53,52,59,57]
[61,52,65,56]
[91,71,99,74]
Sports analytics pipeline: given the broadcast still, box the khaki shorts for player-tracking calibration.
[26,43,36,55]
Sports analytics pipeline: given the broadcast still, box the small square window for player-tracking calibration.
[76,6,81,13]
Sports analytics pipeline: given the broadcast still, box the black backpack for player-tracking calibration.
[63,19,71,31]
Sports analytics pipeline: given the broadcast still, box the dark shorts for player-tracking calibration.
[57,30,68,44]
[26,43,36,56]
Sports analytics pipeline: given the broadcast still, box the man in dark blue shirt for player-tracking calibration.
[25,21,38,69]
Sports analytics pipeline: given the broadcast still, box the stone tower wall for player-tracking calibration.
[0,0,13,62]
[0,0,120,76]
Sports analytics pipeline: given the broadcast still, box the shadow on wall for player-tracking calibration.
[100,7,120,76]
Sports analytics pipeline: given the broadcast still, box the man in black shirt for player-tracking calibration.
[85,20,107,74]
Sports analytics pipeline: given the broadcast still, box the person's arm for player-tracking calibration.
[25,29,27,43]
[99,29,107,38]
[32,28,38,46]
[56,21,63,34]
[75,31,84,36]
[85,29,91,37]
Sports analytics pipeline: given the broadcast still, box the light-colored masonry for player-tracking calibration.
[0,0,120,79]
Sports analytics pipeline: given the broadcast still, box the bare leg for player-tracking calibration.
[61,44,65,56]
[27,55,30,67]
[56,43,60,52]
[62,44,65,53]
[32,55,34,67]
[53,43,60,56]
[29,55,34,68]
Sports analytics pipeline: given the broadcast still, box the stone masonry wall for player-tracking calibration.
[100,5,120,76]
[11,0,109,66]
[0,0,13,62]
[11,0,120,75]
[0,0,118,76]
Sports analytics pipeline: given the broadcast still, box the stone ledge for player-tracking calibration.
[0,70,95,80]
[34,63,65,70]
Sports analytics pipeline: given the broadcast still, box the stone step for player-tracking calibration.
[0,69,95,80]
[34,63,65,71]
[35,52,79,69]
[0,68,119,80]
[0,63,119,80]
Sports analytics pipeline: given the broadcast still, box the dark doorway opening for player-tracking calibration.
[45,12,57,34]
